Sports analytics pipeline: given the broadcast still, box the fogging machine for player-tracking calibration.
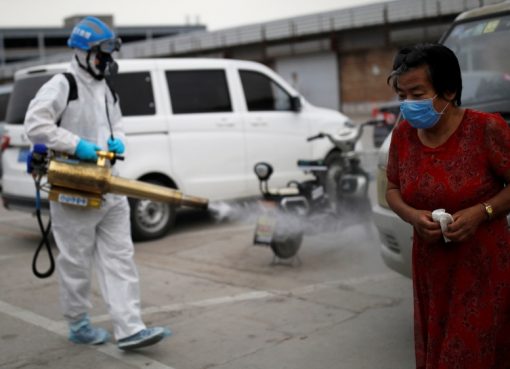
[28,144,208,210]
[27,144,208,278]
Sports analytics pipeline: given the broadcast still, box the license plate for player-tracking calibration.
[18,148,30,163]
[253,215,277,245]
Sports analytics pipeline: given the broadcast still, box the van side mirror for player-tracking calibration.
[290,96,302,112]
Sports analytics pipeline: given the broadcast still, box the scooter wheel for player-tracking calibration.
[270,232,303,259]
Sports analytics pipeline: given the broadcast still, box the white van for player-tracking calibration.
[372,2,510,278]
[1,58,354,241]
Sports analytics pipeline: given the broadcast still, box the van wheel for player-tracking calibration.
[129,179,177,242]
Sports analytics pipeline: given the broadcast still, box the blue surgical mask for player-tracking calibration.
[400,95,449,129]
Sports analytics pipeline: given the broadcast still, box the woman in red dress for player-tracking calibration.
[386,43,510,369]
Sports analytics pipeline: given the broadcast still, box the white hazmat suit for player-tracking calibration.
[24,57,146,340]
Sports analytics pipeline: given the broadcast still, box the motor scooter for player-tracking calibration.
[253,121,372,263]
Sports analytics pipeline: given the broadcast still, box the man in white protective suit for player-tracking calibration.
[24,16,170,350]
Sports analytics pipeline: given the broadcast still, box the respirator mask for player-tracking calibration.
[94,51,118,78]
[75,37,121,80]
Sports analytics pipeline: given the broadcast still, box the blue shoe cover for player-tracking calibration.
[68,315,110,345]
[117,326,171,350]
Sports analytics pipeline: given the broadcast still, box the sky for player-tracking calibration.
[0,0,390,31]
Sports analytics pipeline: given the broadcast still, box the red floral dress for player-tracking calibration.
[387,109,510,369]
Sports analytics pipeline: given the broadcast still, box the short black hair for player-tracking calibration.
[388,43,462,106]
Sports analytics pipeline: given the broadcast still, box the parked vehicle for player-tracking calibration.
[1,58,355,241]
[253,122,371,261]
[368,100,400,148]
[372,1,510,278]
[0,84,13,188]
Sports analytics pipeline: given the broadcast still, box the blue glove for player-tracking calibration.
[75,139,101,161]
[107,137,125,154]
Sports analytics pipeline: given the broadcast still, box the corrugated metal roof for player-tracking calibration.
[118,0,504,57]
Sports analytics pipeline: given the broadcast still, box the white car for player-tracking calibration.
[2,58,355,241]
[371,129,413,278]
[0,84,13,187]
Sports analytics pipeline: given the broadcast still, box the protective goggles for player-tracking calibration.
[93,37,122,53]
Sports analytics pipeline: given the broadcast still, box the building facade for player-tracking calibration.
[0,15,205,64]
[0,0,504,114]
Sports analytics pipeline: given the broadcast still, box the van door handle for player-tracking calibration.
[216,122,235,128]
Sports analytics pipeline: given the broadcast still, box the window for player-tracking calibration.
[166,70,232,114]
[240,70,293,112]
[0,91,10,121]
[443,14,510,105]
[6,75,52,124]
[5,71,155,124]
[110,72,155,116]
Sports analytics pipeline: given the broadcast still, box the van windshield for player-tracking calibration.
[443,14,510,108]
[5,75,53,124]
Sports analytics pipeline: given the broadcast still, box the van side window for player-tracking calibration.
[6,75,52,124]
[240,70,292,112]
[111,72,155,116]
[166,70,232,114]
[0,91,11,121]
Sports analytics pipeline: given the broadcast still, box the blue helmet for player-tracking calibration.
[67,16,121,53]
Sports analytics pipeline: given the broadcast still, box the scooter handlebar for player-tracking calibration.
[309,122,369,147]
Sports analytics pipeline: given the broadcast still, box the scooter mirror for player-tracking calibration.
[254,162,273,181]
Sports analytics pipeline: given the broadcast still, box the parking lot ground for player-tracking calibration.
[0,191,414,369]
[0,125,414,369]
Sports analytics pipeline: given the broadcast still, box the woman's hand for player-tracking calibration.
[386,183,442,242]
[410,209,443,242]
[444,205,486,242]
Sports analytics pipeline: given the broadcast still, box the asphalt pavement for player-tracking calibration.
[0,121,416,369]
